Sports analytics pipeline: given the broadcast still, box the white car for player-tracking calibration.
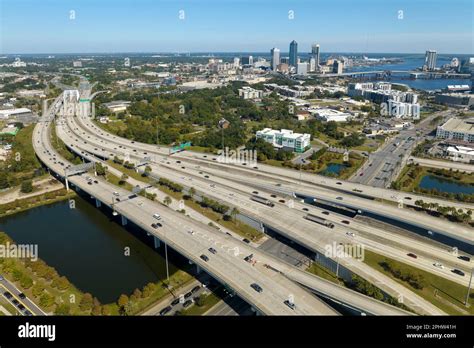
[433,262,444,269]
[113,192,120,196]
[346,232,356,237]
[153,213,162,220]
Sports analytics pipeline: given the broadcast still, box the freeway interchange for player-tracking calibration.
[32,87,473,316]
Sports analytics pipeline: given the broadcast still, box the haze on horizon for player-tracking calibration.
[0,0,473,55]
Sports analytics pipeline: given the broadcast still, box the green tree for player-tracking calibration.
[96,162,106,176]
[119,173,128,185]
[20,180,33,193]
[163,196,172,206]
[0,173,9,189]
[39,293,54,308]
[79,293,94,311]
[55,304,71,315]
[118,294,129,308]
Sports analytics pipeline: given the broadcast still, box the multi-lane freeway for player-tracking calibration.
[48,89,474,314]
[34,91,423,316]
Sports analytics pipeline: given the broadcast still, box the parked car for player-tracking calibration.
[183,300,193,308]
[159,306,172,316]
[3,291,12,299]
[250,283,263,293]
[184,292,193,299]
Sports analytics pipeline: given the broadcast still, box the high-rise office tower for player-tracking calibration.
[311,43,320,68]
[424,50,437,71]
[241,55,253,65]
[289,40,298,67]
[271,48,280,71]
[309,57,316,72]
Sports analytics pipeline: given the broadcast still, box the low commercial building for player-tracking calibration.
[444,145,474,163]
[264,83,312,98]
[436,118,474,144]
[17,90,46,98]
[0,125,19,136]
[256,128,311,153]
[104,101,131,113]
[310,108,352,122]
[0,108,32,119]
[435,93,474,107]
[238,87,264,100]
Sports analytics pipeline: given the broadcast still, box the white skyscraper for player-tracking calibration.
[309,57,316,72]
[297,62,308,75]
[311,43,320,69]
[271,48,280,71]
[424,50,437,71]
[233,57,240,67]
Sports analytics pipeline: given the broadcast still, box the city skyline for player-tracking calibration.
[1,0,473,54]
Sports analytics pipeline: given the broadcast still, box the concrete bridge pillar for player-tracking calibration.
[95,199,101,208]
[65,177,69,191]
[121,216,127,226]
[196,264,202,274]
[154,236,160,248]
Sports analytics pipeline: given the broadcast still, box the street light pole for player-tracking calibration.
[221,127,224,151]
[165,241,170,283]
[465,268,473,307]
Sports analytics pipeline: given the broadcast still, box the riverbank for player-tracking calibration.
[0,187,75,218]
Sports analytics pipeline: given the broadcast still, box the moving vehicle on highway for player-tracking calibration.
[304,214,335,229]
[250,195,275,207]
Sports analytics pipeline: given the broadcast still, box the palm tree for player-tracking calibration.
[230,207,239,221]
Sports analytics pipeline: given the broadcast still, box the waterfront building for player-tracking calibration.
[424,50,437,71]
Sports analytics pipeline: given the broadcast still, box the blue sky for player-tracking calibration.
[0,0,472,54]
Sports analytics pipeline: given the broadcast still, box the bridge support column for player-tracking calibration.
[65,177,69,191]
[95,199,101,208]
[196,264,202,274]
[250,307,261,316]
[153,236,160,248]
[121,216,127,226]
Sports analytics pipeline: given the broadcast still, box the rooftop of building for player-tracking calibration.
[440,117,474,133]
[0,108,32,115]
